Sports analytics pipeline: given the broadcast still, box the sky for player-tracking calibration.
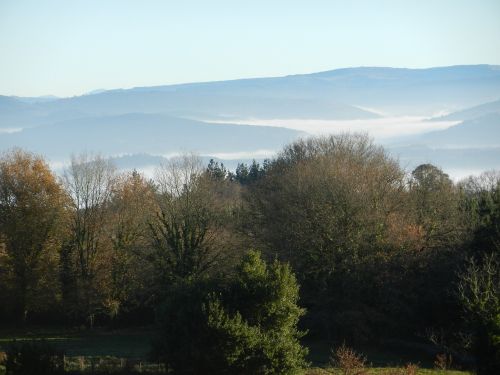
[1,0,500,97]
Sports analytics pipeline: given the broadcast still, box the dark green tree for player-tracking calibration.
[460,171,500,256]
[152,250,308,374]
[235,160,268,185]
[235,163,250,184]
[207,159,228,181]
[458,254,500,374]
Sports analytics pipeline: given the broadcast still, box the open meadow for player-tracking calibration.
[0,327,472,374]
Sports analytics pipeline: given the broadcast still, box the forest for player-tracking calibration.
[0,133,499,374]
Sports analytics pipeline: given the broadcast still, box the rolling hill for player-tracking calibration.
[433,99,500,122]
[2,65,500,131]
[0,114,302,159]
[420,113,500,148]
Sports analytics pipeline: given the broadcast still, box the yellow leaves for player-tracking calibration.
[0,149,66,212]
[0,149,68,318]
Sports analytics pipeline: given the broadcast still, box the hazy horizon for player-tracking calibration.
[2,63,499,99]
[2,0,500,97]
[1,2,499,182]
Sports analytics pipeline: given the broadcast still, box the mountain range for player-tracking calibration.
[1,65,499,178]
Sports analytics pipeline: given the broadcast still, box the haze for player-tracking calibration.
[0,1,499,179]
[1,0,500,97]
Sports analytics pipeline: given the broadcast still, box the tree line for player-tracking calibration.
[0,134,499,373]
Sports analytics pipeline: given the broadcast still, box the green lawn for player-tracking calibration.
[305,339,468,368]
[0,328,472,374]
[0,327,154,358]
[305,369,470,374]
[304,339,471,375]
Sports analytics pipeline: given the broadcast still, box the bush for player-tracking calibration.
[4,339,64,375]
[152,250,308,374]
[329,344,367,375]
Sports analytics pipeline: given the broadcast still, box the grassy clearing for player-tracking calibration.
[0,327,154,358]
[305,339,468,369]
[0,328,157,374]
[0,328,472,374]
[305,369,471,374]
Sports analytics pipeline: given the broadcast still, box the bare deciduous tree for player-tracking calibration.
[63,153,116,327]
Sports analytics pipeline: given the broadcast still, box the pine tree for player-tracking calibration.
[153,251,308,374]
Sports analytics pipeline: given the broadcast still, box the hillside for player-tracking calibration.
[0,114,302,159]
[2,65,500,130]
[420,113,500,147]
[2,65,500,176]
[433,99,500,121]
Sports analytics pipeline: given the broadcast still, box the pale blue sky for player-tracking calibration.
[1,0,500,97]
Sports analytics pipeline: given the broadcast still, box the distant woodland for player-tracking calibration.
[0,134,499,374]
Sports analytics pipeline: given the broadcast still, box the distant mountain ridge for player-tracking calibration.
[1,65,500,177]
[2,65,500,130]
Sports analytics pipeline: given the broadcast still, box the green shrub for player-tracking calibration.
[4,339,64,375]
[152,250,308,374]
[458,254,500,374]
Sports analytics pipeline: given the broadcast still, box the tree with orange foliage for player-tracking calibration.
[0,149,67,323]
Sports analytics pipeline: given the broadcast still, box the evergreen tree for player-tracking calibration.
[458,254,500,374]
[207,159,228,181]
[153,250,308,374]
[235,163,250,184]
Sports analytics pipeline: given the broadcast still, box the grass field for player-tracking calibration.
[0,327,154,358]
[305,369,470,374]
[0,327,157,374]
[0,327,472,374]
